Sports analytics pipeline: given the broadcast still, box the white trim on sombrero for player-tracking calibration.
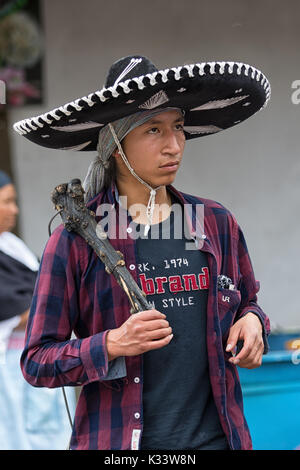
[50,122,104,132]
[190,95,249,111]
[13,61,271,136]
[139,90,169,110]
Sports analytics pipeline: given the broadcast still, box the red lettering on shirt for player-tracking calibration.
[182,274,198,291]
[155,276,168,294]
[139,273,155,295]
[199,267,209,289]
[139,268,209,295]
[169,275,184,293]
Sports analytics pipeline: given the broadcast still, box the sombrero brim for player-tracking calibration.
[13,61,270,151]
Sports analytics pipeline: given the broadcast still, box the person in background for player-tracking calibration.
[0,169,75,450]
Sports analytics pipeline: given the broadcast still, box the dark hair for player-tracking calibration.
[103,156,117,190]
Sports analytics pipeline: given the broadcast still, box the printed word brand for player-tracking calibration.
[139,267,209,295]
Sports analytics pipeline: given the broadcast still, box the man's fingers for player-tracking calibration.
[229,337,264,367]
[134,309,166,321]
[226,328,240,353]
[226,313,264,368]
[143,319,170,331]
[229,334,254,364]
[147,326,172,340]
[146,333,174,351]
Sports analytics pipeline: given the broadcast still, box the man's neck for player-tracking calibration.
[115,181,172,225]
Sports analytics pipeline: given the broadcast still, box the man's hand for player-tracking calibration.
[226,312,264,369]
[106,310,173,361]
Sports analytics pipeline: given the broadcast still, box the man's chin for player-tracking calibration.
[153,173,178,188]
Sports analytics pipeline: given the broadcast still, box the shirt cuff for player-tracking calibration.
[79,331,110,382]
[79,331,127,383]
[102,356,127,381]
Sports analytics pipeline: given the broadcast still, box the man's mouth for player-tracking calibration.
[159,161,179,168]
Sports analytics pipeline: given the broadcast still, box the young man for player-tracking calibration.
[14,55,271,450]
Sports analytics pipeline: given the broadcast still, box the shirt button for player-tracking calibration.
[127,227,132,233]
[134,377,140,383]
[129,264,135,270]
[134,412,140,419]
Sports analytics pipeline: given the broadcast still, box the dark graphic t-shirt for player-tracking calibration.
[133,203,227,450]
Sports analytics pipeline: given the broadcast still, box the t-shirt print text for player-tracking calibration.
[137,257,209,310]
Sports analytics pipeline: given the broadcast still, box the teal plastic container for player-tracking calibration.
[239,333,300,450]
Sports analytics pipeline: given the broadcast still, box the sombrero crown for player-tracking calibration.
[13,55,270,151]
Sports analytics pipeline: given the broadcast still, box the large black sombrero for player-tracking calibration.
[13,55,270,151]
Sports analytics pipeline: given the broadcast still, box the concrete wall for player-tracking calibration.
[7,0,300,328]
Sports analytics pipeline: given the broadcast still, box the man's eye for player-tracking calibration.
[175,123,184,131]
[148,127,159,134]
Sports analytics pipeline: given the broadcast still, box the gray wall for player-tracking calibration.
[7,0,300,329]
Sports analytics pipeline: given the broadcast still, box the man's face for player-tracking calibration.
[119,109,185,187]
[0,184,19,234]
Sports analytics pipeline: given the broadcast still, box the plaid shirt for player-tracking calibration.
[21,184,270,450]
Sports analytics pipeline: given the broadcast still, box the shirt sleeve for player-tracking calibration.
[235,224,271,353]
[20,225,126,388]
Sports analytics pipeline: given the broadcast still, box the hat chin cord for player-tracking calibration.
[108,123,162,236]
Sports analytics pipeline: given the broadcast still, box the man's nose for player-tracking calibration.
[163,131,182,154]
